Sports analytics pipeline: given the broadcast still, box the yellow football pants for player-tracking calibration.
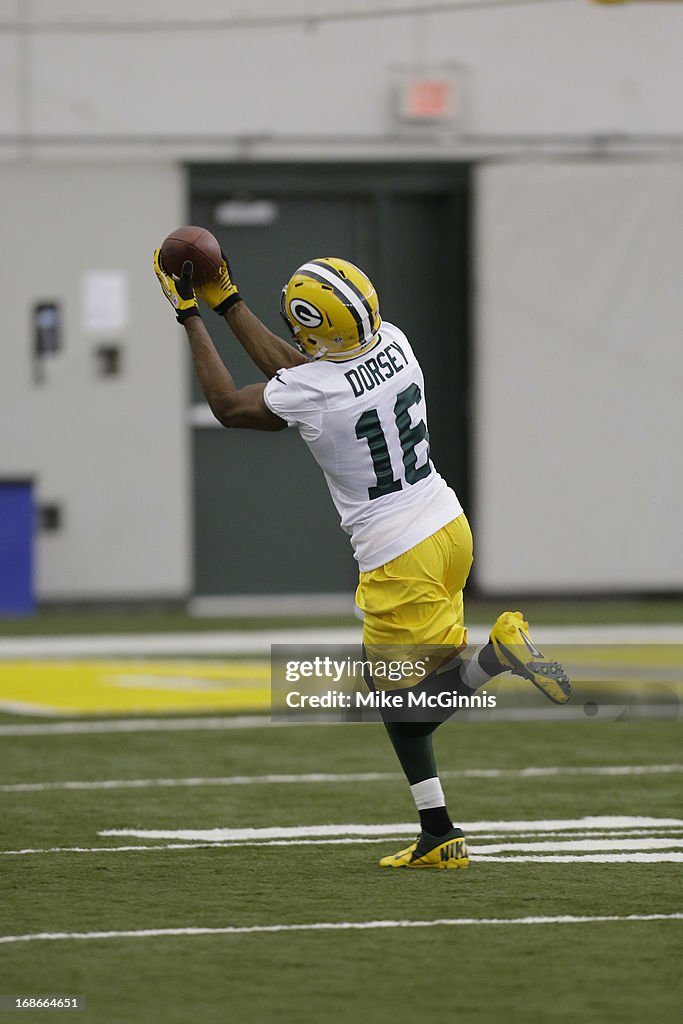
[355,513,473,689]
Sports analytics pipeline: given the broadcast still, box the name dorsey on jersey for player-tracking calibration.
[263,322,462,572]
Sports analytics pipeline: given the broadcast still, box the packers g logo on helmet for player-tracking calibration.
[280,257,381,361]
[289,298,323,329]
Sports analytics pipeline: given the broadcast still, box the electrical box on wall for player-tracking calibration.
[32,301,61,384]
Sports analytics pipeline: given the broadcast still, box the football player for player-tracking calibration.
[154,249,570,870]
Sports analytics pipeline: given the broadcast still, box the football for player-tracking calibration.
[160,226,222,285]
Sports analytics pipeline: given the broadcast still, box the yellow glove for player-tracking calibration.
[195,252,241,314]
[153,248,200,323]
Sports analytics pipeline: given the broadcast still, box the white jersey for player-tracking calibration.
[263,322,463,572]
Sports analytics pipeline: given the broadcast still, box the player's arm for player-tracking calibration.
[183,317,285,431]
[154,250,286,432]
[195,253,307,379]
[224,300,306,377]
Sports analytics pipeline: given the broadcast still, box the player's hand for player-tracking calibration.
[153,248,201,323]
[195,251,242,315]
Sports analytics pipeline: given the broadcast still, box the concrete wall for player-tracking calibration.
[0,1,681,159]
[0,161,190,599]
[474,160,683,593]
[1,2,681,599]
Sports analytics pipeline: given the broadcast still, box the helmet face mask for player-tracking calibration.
[280,257,381,361]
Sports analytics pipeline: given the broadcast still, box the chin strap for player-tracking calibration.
[321,331,381,362]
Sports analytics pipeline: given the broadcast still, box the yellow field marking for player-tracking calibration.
[0,660,270,715]
[1,647,680,717]
[552,645,683,669]
[485,644,683,701]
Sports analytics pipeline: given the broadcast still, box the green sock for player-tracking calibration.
[383,719,439,786]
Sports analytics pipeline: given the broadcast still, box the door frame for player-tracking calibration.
[187,162,473,605]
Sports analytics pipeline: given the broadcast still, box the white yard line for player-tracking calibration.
[0,705,678,724]
[0,623,681,660]
[0,628,361,660]
[0,838,419,857]
[0,772,403,792]
[0,716,295,736]
[3,840,683,861]
[476,853,683,863]
[4,818,683,858]
[475,839,683,853]
[98,817,683,842]
[481,764,683,777]
[1,764,680,793]
[4,818,683,860]
[1,914,681,946]
[0,843,224,856]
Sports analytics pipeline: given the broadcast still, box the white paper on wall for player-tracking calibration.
[81,270,129,335]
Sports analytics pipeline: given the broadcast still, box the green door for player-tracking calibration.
[189,166,470,599]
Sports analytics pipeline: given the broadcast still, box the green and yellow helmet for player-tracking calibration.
[280,257,381,361]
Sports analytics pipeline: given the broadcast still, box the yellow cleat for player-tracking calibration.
[379,828,469,869]
[490,611,571,705]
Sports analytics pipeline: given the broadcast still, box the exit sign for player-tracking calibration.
[397,77,457,123]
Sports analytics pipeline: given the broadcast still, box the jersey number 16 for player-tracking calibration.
[355,383,432,500]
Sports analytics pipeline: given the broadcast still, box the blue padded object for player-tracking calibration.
[0,480,35,615]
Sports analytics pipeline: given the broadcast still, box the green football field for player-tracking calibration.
[2,714,682,1024]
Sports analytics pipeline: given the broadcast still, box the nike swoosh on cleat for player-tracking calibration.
[519,630,544,658]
